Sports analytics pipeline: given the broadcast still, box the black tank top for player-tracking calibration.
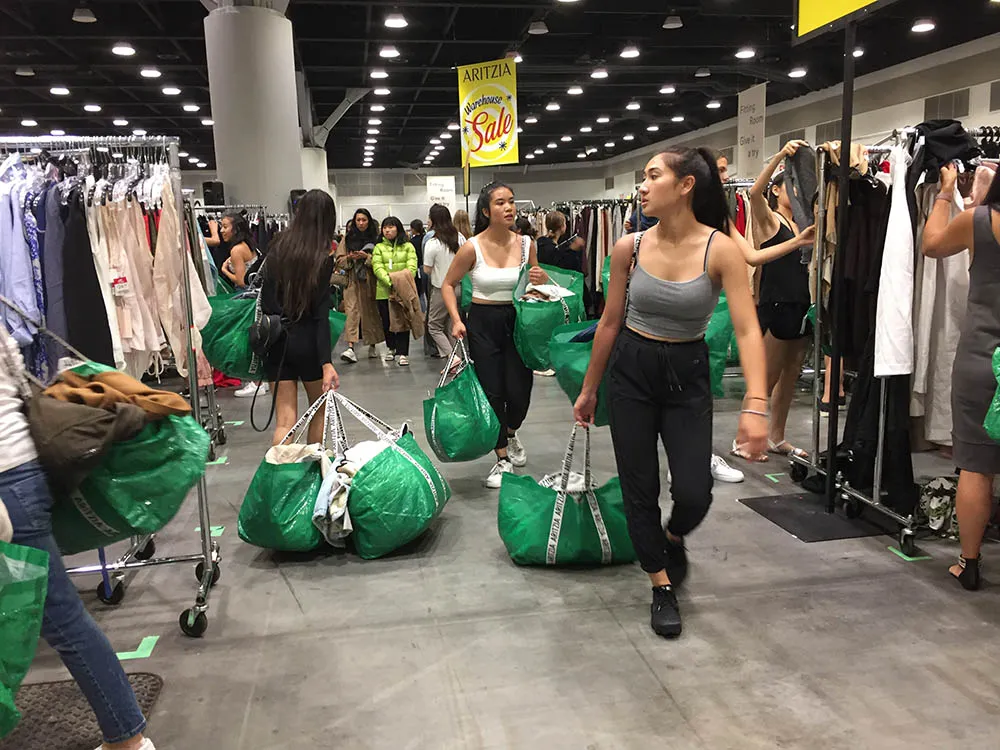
[758,218,809,305]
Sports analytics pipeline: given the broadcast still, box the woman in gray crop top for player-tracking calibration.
[574,146,769,640]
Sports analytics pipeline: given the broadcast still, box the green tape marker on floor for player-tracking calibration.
[195,525,225,537]
[207,456,229,466]
[765,473,786,484]
[888,546,932,562]
[225,420,244,427]
[117,635,159,661]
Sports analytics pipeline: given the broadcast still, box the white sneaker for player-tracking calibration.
[235,381,266,398]
[506,433,527,467]
[368,345,378,359]
[95,740,155,750]
[711,454,744,483]
[533,369,556,377]
[484,459,514,489]
[340,347,358,363]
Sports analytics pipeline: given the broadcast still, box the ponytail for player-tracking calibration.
[658,146,731,234]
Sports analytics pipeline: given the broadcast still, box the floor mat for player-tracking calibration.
[739,492,890,542]
[0,673,162,750]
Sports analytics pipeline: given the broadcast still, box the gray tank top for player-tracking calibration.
[624,230,722,340]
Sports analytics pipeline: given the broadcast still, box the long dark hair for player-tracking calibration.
[767,172,787,212]
[222,211,255,251]
[267,189,337,321]
[658,146,731,233]
[428,203,460,252]
[984,169,1000,208]
[345,207,378,252]
[473,180,514,236]
[380,216,407,246]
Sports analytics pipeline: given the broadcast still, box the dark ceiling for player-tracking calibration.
[1,0,999,170]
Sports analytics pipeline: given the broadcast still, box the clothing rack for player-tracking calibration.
[0,134,221,636]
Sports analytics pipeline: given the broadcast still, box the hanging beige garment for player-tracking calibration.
[83,191,126,369]
[117,200,167,376]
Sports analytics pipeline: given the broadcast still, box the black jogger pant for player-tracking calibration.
[377,299,410,356]
[467,303,532,451]
[607,329,713,575]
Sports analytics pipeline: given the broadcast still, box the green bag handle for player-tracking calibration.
[437,339,471,389]
[547,426,614,565]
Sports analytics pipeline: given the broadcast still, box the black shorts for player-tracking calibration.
[758,302,811,341]
[264,326,324,383]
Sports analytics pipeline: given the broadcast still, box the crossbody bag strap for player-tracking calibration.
[622,231,644,319]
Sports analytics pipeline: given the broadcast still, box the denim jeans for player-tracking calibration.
[2,460,146,744]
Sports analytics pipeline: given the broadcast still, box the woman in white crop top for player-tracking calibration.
[441,181,548,488]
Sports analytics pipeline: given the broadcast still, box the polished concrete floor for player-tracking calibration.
[24,346,1000,749]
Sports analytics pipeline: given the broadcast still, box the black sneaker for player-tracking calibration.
[664,536,689,587]
[650,585,682,638]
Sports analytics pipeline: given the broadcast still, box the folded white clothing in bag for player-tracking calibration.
[525,282,576,301]
[0,495,12,543]
[264,443,328,465]
[538,470,594,494]
[345,439,391,468]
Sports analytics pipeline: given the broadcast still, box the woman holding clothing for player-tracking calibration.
[441,182,549,488]
[261,189,340,446]
[574,147,768,638]
[337,208,383,363]
[218,212,259,290]
[922,165,1000,590]
[730,140,814,463]
[423,204,466,358]
[372,216,418,366]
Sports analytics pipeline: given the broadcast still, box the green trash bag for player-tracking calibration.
[423,341,499,462]
[549,321,609,427]
[705,291,734,398]
[513,264,585,371]
[238,395,334,552]
[601,255,612,296]
[0,541,49,738]
[460,275,473,311]
[337,393,451,560]
[51,415,210,555]
[201,292,347,380]
[497,426,636,566]
[984,347,1000,443]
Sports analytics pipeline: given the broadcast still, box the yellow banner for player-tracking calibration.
[458,58,518,168]
[797,0,890,38]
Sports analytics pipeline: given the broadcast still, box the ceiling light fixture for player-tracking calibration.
[596,116,610,124]
[546,101,561,111]
[524,116,538,124]
[912,19,935,33]
[525,154,535,160]
[626,101,641,111]
[366,138,377,144]
[15,67,34,77]
[586,147,598,154]
[604,141,615,148]
[379,45,400,58]
[577,153,587,159]
[162,86,181,95]
[72,6,97,23]
[660,84,676,95]
[178,151,188,158]
[112,42,136,57]
[623,134,635,141]
[113,118,128,126]
[384,12,408,29]
[201,119,214,126]
[547,142,557,149]
[183,104,200,112]
[789,67,807,79]
[447,122,460,130]
[371,104,386,112]
[370,69,389,79]
[517,127,523,133]
[580,126,592,133]
[367,128,380,135]
[369,119,382,125]
[853,47,865,58]
[197,163,207,168]
[695,68,711,78]
[50,86,70,96]
[671,115,685,122]
[513,52,523,63]
[374,88,391,96]
[362,163,372,168]
[735,47,756,59]
[133,129,147,136]
[591,68,608,79]
[528,21,549,35]
[561,135,572,142]
[111,152,123,158]
[647,125,660,132]
[567,85,583,95]
[706,100,721,109]
[430,139,441,145]
[83,104,102,112]
[140,67,161,78]
[662,15,683,30]
[187,157,199,164]
[619,44,640,59]
[534,149,544,155]
[50,129,65,136]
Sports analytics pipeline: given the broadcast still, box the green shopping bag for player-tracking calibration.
[498,426,635,566]
[513,264,585,371]
[0,541,49,738]
[460,276,473,311]
[51,415,210,555]
[984,348,1000,443]
[423,340,499,462]
[214,275,236,296]
[549,321,609,427]
[601,255,611,296]
[337,393,451,560]
[238,395,335,552]
[705,291,734,398]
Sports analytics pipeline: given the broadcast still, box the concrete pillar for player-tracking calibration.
[204,5,302,212]
[300,147,330,195]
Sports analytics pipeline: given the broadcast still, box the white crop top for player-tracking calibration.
[469,235,530,303]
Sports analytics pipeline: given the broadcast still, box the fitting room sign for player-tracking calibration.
[737,83,767,179]
[427,175,456,211]
[795,0,900,43]
[457,57,519,168]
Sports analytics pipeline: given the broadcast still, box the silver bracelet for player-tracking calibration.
[741,409,769,418]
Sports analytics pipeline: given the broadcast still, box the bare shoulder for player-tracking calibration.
[707,231,743,275]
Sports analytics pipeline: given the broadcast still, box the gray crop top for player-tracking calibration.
[624,230,722,340]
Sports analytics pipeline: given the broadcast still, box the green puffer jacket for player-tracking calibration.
[372,239,418,300]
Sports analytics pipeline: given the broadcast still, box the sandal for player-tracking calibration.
[950,555,982,591]
[768,440,809,459]
[731,439,769,463]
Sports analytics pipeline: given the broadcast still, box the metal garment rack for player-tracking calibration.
[0,134,221,636]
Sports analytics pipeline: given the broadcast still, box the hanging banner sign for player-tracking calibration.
[794,0,900,44]
[457,57,518,168]
[426,175,456,212]
[737,83,767,179]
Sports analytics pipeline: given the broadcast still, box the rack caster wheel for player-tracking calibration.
[208,443,217,462]
[135,539,156,560]
[196,561,221,587]
[217,427,228,446]
[179,609,208,638]
[899,531,917,557]
[97,580,125,605]
[845,498,863,519]
[790,463,808,483]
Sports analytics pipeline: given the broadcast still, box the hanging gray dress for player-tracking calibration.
[952,205,1000,474]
